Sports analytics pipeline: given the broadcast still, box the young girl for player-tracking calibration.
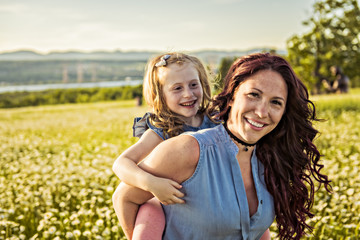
[112,52,218,239]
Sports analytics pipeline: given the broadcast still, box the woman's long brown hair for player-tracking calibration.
[208,53,331,240]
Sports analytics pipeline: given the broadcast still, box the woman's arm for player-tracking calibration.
[113,135,200,239]
[112,129,184,204]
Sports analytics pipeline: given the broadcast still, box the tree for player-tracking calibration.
[287,0,360,93]
[213,57,236,94]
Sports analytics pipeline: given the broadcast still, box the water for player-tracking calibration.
[0,80,143,93]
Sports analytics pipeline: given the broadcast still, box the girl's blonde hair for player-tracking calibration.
[143,52,212,138]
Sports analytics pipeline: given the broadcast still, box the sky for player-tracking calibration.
[1,0,319,54]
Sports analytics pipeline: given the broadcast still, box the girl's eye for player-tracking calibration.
[191,83,198,88]
[248,92,259,98]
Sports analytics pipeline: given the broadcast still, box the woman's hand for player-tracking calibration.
[148,176,185,205]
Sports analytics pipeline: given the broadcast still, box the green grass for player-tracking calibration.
[1,91,359,239]
[0,100,148,239]
[311,88,360,115]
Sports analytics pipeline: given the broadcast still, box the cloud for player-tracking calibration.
[0,3,27,14]
[212,0,245,4]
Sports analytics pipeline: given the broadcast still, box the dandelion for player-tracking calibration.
[49,226,56,234]
[92,226,99,233]
[44,212,53,220]
[60,211,69,218]
[111,225,118,232]
[346,188,355,195]
[71,219,80,225]
[73,229,81,237]
[65,231,74,238]
[69,213,78,220]
[106,186,113,193]
[37,221,44,231]
[103,228,111,236]
[43,231,50,238]
[95,219,104,226]
[83,230,91,237]
[105,210,112,219]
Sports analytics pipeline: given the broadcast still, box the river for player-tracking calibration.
[0,80,143,93]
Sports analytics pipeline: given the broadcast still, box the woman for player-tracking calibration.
[115,53,331,240]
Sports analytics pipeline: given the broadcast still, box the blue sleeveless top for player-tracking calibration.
[132,112,218,140]
[162,124,275,240]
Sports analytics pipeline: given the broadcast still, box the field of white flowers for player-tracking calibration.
[1,90,359,239]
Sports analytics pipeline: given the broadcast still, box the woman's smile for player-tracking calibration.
[245,118,268,129]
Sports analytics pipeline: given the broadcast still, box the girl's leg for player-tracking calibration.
[132,198,165,240]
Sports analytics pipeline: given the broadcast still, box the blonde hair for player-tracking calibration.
[143,52,212,138]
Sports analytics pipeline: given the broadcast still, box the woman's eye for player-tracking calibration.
[272,100,282,106]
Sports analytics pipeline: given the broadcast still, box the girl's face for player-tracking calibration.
[158,62,203,126]
[227,69,288,144]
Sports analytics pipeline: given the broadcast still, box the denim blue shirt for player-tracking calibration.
[162,124,275,240]
[132,112,218,140]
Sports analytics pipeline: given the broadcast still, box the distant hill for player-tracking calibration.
[0,48,287,87]
[0,50,158,61]
[0,48,287,63]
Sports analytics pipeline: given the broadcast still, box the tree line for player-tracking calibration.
[0,85,142,108]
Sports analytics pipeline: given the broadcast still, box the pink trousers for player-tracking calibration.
[132,198,271,240]
[132,198,165,240]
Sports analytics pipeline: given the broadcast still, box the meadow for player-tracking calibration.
[0,90,359,239]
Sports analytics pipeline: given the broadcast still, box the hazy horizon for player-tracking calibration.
[1,0,321,54]
[0,46,287,55]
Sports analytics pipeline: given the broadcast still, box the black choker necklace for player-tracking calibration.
[223,123,256,151]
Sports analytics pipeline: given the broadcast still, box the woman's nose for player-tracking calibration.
[255,101,269,118]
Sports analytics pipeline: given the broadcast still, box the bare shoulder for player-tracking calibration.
[140,134,200,183]
[138,129,163,145]
[117,129,163,165]
[161,134,199,164]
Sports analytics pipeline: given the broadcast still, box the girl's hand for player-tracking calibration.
[148,177,185,205]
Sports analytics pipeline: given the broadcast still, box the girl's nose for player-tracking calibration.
[183,87,194,98]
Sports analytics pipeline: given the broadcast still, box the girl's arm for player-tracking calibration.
[112,129,185,204]
[113,135,200,239]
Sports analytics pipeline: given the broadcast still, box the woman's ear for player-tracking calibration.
[229,98,234,106]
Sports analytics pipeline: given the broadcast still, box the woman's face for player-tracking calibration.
[227,69,288,144]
